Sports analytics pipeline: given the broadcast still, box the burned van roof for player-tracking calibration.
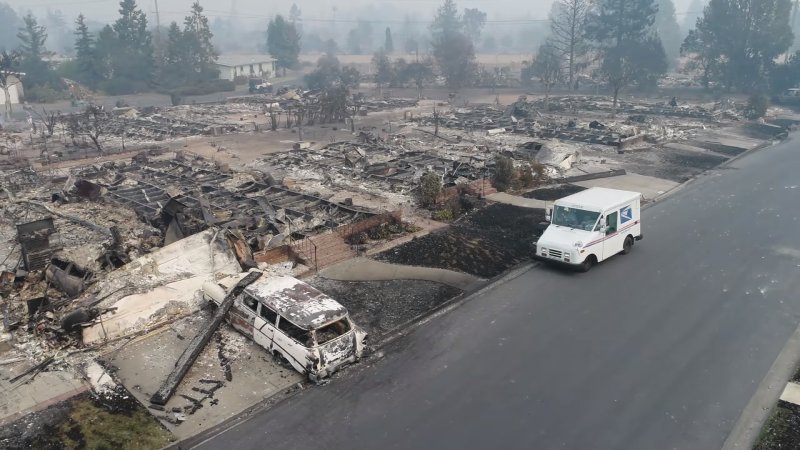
[244,275,348,330]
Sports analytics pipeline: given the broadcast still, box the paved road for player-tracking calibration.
[196,137,800,450]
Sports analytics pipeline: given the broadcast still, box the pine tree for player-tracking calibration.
[74,14,103,88]
[431,0,476,89]
[17,13,47,61]
[17,14,57,90]
[111,0,154,88]
[385,27,394,53]
[183,1,217,81]
[266,15,301,76]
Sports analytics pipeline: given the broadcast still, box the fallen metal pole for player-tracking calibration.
[149,271,262,405]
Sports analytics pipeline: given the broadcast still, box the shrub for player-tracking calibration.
[432,207,454,222]
[493,155,515,192]
[418,172,442,208]
[745,94,769,120]
[24,83,67,103]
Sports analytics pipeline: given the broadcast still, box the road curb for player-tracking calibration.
[167,262,535,450]
[722,322,800,450]
[373,262,535,351]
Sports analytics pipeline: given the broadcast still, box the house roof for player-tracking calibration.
[215,54,277,67]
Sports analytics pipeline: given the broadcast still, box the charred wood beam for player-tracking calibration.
[149,270,262,405]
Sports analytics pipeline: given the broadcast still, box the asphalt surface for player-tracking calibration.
[195,136,800,450]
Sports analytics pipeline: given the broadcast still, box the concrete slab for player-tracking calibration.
[103,313,302,439]
[0,360,88,425]
[320,257,483,290]
[572,173,680,201]
[486,192,548,209]
[83,229,242,344]
[779,381,800,406]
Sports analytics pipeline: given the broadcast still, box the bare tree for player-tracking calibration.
[549,0,591,90]
[33,107,60,137]
[67,105,110,153]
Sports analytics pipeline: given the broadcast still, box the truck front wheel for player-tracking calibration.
[580,256,596,272]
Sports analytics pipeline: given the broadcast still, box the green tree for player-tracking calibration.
[17,13,62,95]
[266,15,300,76]
[289,3,302,35]
[532,41,563,105]
[305,54,361,90]
[493,156,515,192]
[111,0,154,90]
[73,14,103,88]
[372,48,393,94]
[431,0,477,89]
[0,2,21,50]
[182,1,218,81]
[162,22,185,86]
[384,27,394,53]
[405,59,435,97]
[549,0,591,90]
[586,0,666,107]
[418,172,442,208]
[682,0,794,92]
[653,0,683,66]
[17,13,47,60]
[462,8,487,44]
[431,0,462,38]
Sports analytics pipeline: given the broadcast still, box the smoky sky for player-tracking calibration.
[4,0,699,30]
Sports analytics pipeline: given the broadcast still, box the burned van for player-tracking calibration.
[203,275,367,381]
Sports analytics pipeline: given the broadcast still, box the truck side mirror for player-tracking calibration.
[545,209,551,222]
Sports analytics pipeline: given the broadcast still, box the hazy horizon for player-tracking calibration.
[2,0,699,32]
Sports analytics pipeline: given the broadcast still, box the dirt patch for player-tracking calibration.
[0,392,174,450]
[375,203,545,278]
[307,278,462,340]
[522,184,587,201]
[755,400,800,450]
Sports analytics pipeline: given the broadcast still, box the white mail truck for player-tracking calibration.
[535,187,642,271]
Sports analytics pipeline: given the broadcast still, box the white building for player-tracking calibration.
[0,75,24,106]
[215,55,278,81]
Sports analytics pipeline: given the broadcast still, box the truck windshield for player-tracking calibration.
[552,205,601,231]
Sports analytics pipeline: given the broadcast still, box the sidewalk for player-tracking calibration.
[320,257,484,291]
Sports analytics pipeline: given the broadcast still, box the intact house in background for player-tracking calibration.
[215,55,278,82]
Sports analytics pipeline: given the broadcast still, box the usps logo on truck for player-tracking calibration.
[620,206,633,224]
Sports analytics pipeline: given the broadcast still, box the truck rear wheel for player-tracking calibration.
[622,236,634,254]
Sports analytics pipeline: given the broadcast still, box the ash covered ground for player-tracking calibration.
[375,203,546,278]
[307,278,462,341]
